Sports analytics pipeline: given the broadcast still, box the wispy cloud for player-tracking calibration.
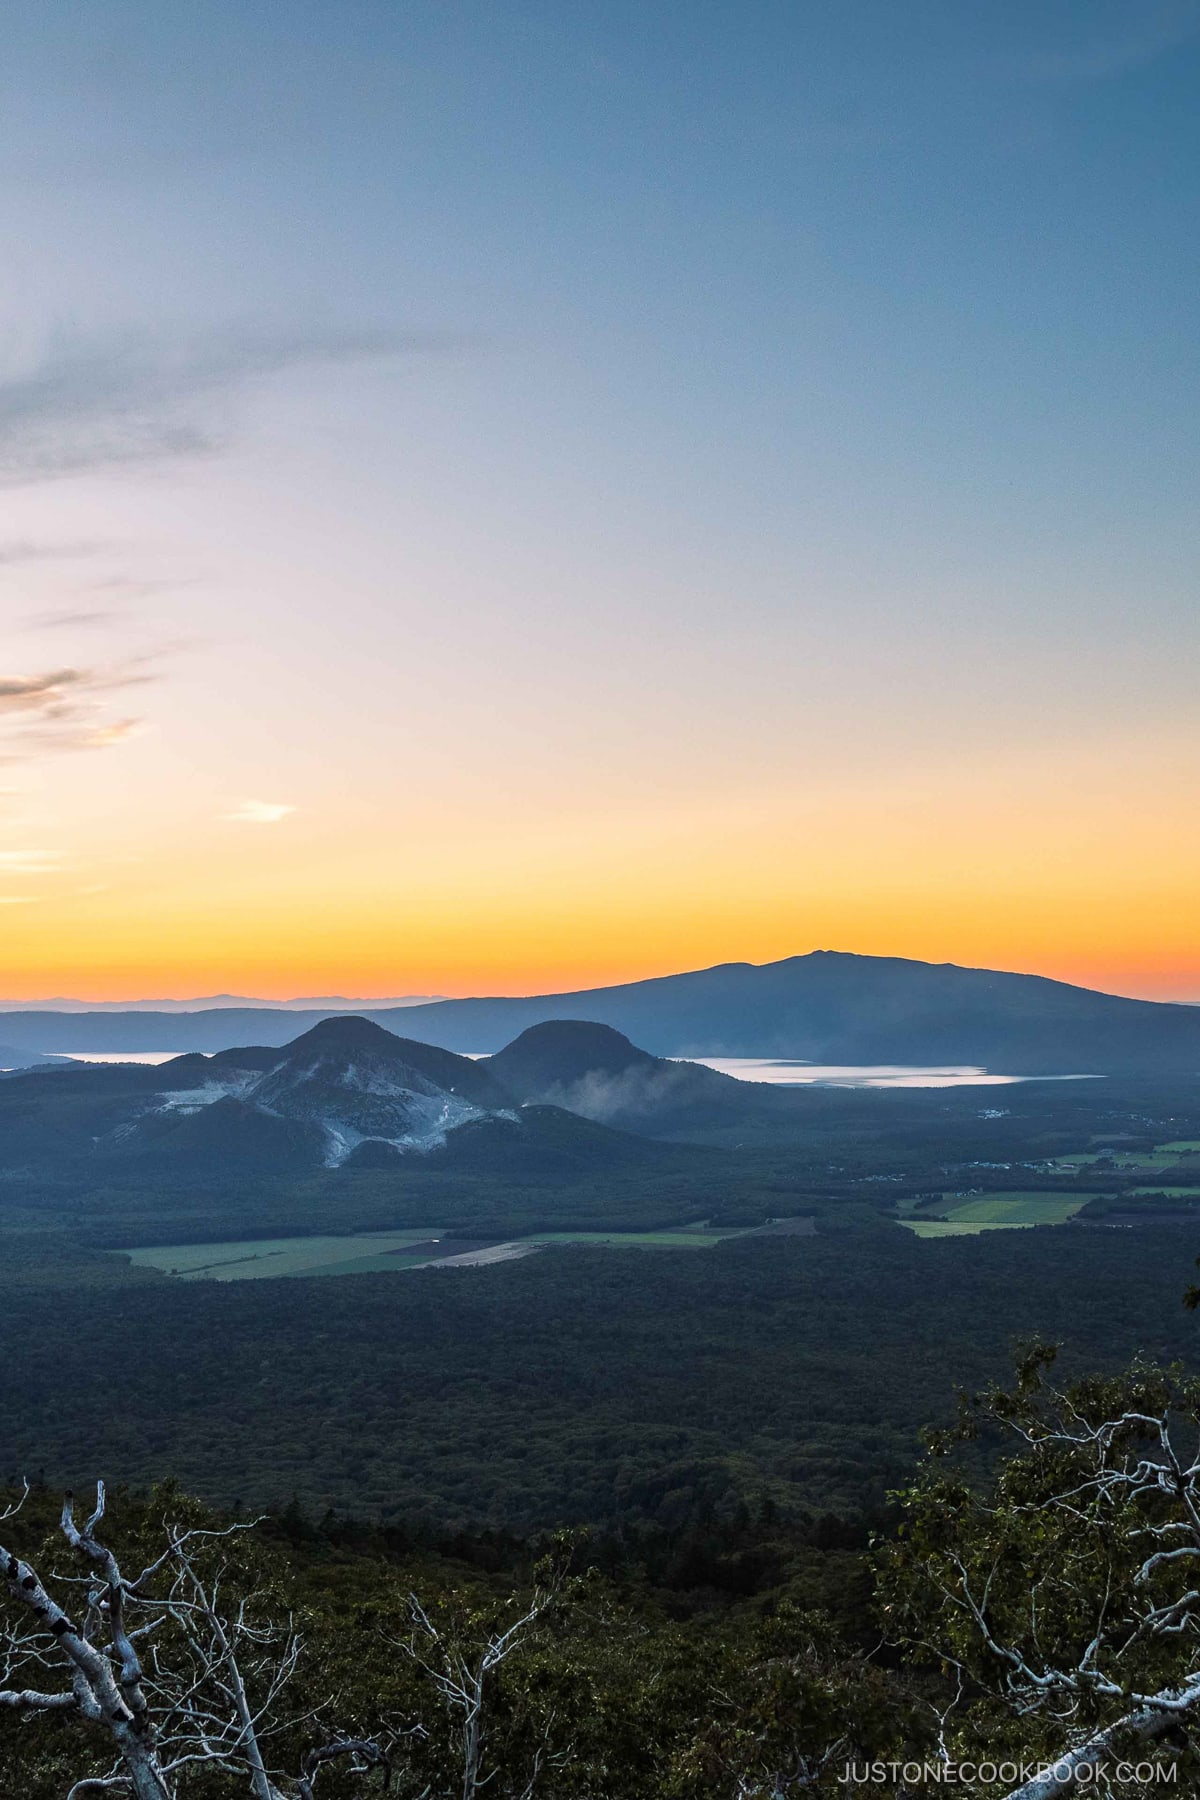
[0,539,107,565]
[0,658,159,762]
[23,609,126,631]
[23,571,197,632]
[0,850,63,875]
[0,670,86,712]
[0,322,468,485]
[224,799,297,824]
[0,849,65,908]
[82,719,144,749]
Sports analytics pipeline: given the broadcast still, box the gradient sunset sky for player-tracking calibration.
[2,1,1198,1003]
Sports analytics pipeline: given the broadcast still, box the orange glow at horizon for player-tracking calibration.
[4,471,1198,1012]
[3,736,1199,1005]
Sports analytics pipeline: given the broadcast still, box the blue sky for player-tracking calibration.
[1,1,1198,999]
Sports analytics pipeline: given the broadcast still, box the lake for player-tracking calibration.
[691,1058,1096,1088]
[47,1051,1093,1087]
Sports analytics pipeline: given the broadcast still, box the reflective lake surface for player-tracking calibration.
[693,1059,1095,1088]
[40,1051,1096,1088]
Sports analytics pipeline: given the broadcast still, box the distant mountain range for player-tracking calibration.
[2,952,1199,1074]
[0,994,444,1013]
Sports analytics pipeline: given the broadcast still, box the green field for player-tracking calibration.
[124,1196,1094,1272]
[1055,1141,1200,1174]
[905,1220,1031,1238]
[1054,1152,1142,1169]
[527,1227,749,1249]
[125,1229,447,1281]
[125,1223,755,1281]
[899,1191,1091,1237]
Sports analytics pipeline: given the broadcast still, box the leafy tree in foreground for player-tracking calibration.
[883,1348,1200,1797]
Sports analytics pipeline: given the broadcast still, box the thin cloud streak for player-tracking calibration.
[0,539,108,565]
[0,323,475,485]
[0,655,162,762]
[23,610,126,631]
[82,719,144,749]
[0,670,86,711]
[0,851,62,874]
[224,800,298,824]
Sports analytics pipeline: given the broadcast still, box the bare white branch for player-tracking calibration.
[0,1485,388,1800]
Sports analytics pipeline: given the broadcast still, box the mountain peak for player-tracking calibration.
[487,1019,658,1099]
[282,1015,402,1055]
[498,1019,645,1062]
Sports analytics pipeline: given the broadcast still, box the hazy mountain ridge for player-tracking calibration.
[0,1045,58,1071]
[2,952,1198,1073]
[0,995,445,1013]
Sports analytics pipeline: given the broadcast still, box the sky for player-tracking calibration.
[1,0,1198,1003]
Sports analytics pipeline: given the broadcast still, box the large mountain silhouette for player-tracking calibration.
[2,952,1199,1073]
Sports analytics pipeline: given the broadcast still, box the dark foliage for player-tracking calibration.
[0,1227,1197,1532]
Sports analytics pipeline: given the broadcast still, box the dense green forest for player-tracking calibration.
[3,1225,1200,1528]
[0,1070,1198,1534]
